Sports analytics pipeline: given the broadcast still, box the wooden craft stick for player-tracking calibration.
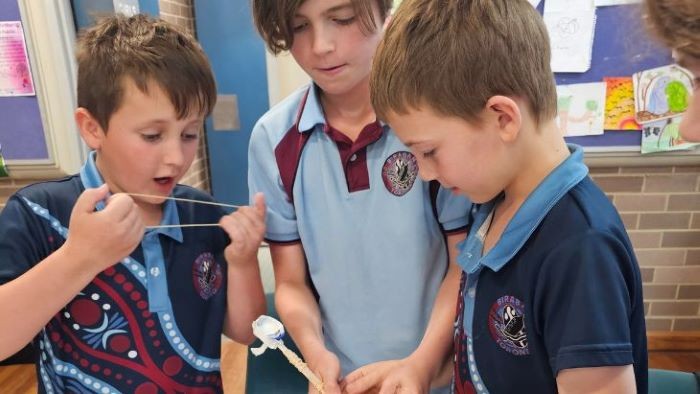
[278,344,325,393]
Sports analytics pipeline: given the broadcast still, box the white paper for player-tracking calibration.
[528,0,542,8]
[545,9,597,73]
[556,82,607,137]
[113,0,140,16]
[544,0,593,13]
[0,21,35,97]
[595,0,641,6]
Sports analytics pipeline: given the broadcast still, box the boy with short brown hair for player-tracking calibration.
[370,0,648,392]
[0,14,266,393]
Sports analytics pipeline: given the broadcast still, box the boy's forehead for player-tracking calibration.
[296,0,356,16]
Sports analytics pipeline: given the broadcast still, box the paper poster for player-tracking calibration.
[595,0,641,6]
[641,116,700,154]
[113,0,140,16]
[544,0,594,13]
[556,82,607,137]
[0,21,35,97]
[633,64,694,124]
[545,9,597,73]
[604,77,641,130]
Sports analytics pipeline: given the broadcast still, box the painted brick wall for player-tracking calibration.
[591,165,700,331]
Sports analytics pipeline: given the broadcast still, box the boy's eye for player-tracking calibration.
[182,132,199,141]
[292,22,308,33]
[422,149,436,158]
[333,16,356,26]
[141,133,161,142]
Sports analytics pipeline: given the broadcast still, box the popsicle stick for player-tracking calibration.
[278,344,325,393]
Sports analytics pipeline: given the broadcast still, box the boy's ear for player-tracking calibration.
[485,96,522,143]
[75,108,105,150]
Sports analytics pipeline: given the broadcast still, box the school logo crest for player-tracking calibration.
[382,151,418,196]
[488,295,529,356]
[192,252,222,300]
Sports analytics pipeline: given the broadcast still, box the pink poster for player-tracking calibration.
[0,21,35,96]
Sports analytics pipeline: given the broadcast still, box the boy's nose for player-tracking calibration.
[417,163,437,182]
[163,144,185,168]
[312,30,334,55]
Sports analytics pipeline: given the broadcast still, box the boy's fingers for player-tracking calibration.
[344,374,376,394]
[378,380,400,394]
[74,184,109,214]
[252,192,266,218]
[103,193,136,220]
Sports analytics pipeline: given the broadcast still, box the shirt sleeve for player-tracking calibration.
[0,195,52,286]
[534,229,640,375]
[435,185,471,233]
[247,120,300,243]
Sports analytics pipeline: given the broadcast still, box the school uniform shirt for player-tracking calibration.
[0,152,230,393]
[452,145,648,393]
[248,84,472,376]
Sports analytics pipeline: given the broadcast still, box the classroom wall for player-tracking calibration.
[593,166,700,331]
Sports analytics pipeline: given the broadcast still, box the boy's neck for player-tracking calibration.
[483,120,569,255]
[320,78,376,141]
[503,120,570,208]
[138,202,164,227]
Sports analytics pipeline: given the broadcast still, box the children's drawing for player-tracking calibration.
[633,64,694,124]
[556,82,607,137]
[604,77,641,130]
[641,116,700,154]
[544,9,596,72]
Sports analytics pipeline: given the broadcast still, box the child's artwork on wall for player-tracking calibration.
[0,22,35,97]
[544,9,597,73]
[556,82,607,137]
[641,116,700,154]
[633,64,694,124]
[604,77,641,130]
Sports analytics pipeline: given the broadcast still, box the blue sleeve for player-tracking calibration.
[436,185,471,233]
[247,119,300,243]
[0,195,52,286]
[534,230,638,375]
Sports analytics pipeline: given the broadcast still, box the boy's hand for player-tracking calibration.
[376,359,429,394]
[342,359,429,394]
[342,359,399,393]
[219,193,266,265]
[64,185,144,274]
[308,348,342,394]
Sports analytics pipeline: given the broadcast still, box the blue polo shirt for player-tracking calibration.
[0,152,230,393]
[452,145,647,393]
[249,84,471,376]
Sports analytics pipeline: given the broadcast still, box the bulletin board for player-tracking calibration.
[0,0,49,161]
[540,3,697,165]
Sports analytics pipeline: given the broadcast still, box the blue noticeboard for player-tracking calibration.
[547,5,673,151]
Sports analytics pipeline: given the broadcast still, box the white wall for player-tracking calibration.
[265,51,310,107]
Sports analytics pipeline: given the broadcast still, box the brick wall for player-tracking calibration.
[159,0,210,191]
[591,165,700,331]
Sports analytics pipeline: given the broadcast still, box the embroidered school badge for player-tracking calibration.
[488,295,529,356]
[382,151,418,196]
[192,252,222,300]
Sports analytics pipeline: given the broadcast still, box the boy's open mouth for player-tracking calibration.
[154,177,173,184]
